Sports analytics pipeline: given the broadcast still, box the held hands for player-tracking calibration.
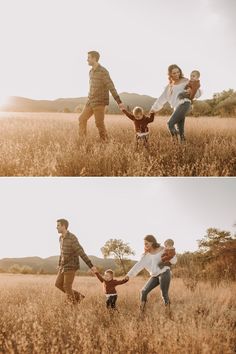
[124,275,129,281]
[118,103,126,111]
[90,266,98,273]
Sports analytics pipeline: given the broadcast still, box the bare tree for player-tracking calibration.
[101,239,135,274]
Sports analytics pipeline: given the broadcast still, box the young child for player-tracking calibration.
[95,269,128,309]
[159,239,176,269]
[178,70,201,101]
[122,106,155,148]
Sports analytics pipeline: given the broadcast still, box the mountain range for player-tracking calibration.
[0,255,135,274]
[0,93,157,114]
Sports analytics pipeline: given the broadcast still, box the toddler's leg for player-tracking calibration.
[111,295,118,309]
[106,296,111,308]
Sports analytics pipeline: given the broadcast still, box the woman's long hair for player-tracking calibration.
[168,64,184,84]
[144,235,160,249]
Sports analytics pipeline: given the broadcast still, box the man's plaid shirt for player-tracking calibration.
[58,231,93,272]
[87,64,121,108]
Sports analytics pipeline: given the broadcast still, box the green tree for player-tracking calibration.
[212,89,235,105]
[198,228,234,253]
[215,94,236,117]
[101,239,135,274]
[197,228,236,281]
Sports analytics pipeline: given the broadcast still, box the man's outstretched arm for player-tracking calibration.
[103,69,121,104]
[72,236,94,269]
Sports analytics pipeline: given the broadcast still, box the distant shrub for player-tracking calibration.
[62,107,71,113]
[8,264,34,274]
[8,264,21,273]
[214,95,236,117]
[192,101,212,117]
[74,104,84,113]
[20,265,34,274]
[37,268,46,275]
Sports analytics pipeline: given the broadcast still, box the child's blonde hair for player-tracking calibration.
[133,106,144,116]
[104,269,114,276]
[164,239,174,247]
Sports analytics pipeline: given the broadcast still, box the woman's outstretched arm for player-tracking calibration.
[150,85,169,112]
[126,255,147,277]
[146,112,155,123]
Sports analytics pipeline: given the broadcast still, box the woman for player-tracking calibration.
[126,235,177,312]
[150,64,201,142]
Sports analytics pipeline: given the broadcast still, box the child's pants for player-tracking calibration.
[106,295,118,308]
[136,132,149,148]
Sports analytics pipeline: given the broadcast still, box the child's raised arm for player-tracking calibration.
[122,109,135,121]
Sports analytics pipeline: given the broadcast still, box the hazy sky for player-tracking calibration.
[0,0,235,103]
[0,178,235,259]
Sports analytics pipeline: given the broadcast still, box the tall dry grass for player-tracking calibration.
[0,113,235,176]
[0,274,235,353]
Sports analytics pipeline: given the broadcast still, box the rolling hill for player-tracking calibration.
[0,93,157,114]
[0,255,135,274]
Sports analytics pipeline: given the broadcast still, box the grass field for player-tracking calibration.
[0,274,235,353]
[0,112,235,176]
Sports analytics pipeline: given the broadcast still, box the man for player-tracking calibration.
[78,51,126,141]
[55,218,97,304]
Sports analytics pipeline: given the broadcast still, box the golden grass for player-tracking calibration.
[0,113,235,176]
[0,274,235,353]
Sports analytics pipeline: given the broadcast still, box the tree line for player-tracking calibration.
[72,89,236,117]
[159,89,236,117]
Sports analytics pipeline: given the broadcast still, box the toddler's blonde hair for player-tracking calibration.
[133,106,144,116]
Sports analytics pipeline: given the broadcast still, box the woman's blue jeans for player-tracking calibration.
[167,101,191,140]
[140,269,171,305]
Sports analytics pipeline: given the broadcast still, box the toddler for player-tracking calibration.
[178,70,201,101]
[95,269,128,309]
[122,106,155,148]
[159,239,176,269]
